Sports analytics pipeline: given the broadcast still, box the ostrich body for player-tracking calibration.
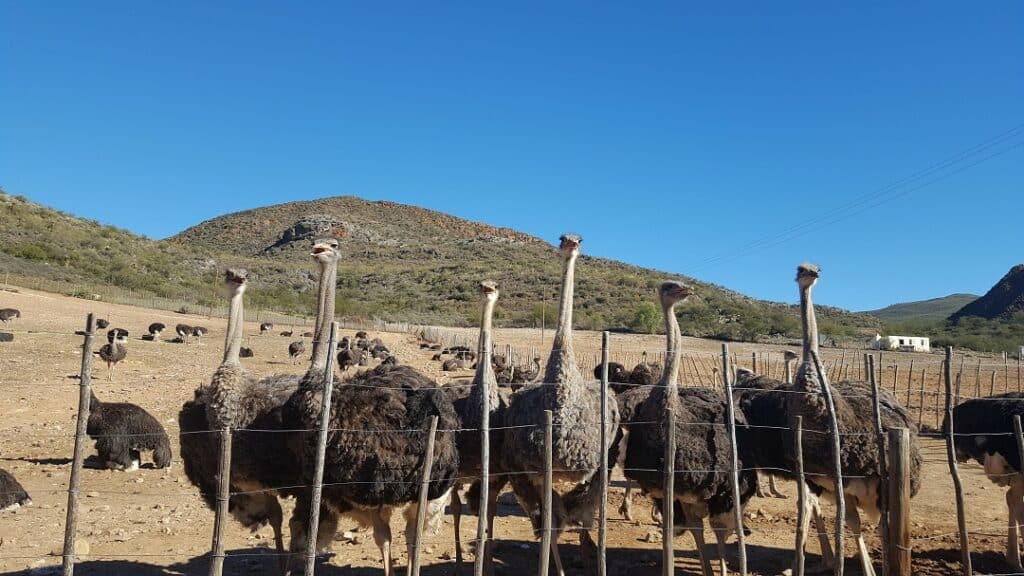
[87,391,171,470]
[0,469,31,511]
[949,392,1024,569]
[191,326,208,343]
[98,328,129,380]
[179,269,324,572]
[175,324,193,344]
[0,308,21,323]
[284,238,459,576]
[732,369,790,499]
[624,281,757,576]
[146,323,165,341]
[260,322,274,335]
[288,340,305,363]
[239,346,254,358]
[784,263,922,576]
[95,318,110,329]
[447,281,510,574]
[593,361,632,394]
[501,234,620,574]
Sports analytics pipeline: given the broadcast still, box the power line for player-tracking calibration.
[688,123,1024,273]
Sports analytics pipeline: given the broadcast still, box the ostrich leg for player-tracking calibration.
[452,487,465,570]
[845,504,876,576]
[769,474,787,498]
[682,502,714,576]
[373,508,395,576]
[1008,481,1024,571]
[619,479,635,521]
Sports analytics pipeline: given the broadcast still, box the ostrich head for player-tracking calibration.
[558,233,582,260]
[311,237,341,264]
[107,328,129,344]
[658,280,692,308]
[224,268,248,293]
[796,262,820,289]
[480,280,499,301]
[783,349,798,362]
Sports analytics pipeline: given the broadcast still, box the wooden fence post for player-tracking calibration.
[722,344,747,576]
[598,332,610,576]
[209,427,233,576]
[473,340,492,576]
[304,322,339,576]
[917,367,927,430]
[663,387,675,576]
[539,410,554,576]
[886,428,911,576]
[868,355,889,572]
[62,314,95,576]
[944,347,972,576]
[409,415,439,576]
[793,416,807,576]
[810,351,845,576]
[1013,416,1024,571]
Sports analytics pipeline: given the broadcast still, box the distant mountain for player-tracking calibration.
[864,294,979,323]
[0,190,878,338]
[949,264,1024,322]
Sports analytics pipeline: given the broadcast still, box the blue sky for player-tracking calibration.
[2,2,1021,311]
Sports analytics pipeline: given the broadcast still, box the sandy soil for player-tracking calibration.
[0,286,1017,575]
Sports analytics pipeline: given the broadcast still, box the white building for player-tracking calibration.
[872,334,930,353]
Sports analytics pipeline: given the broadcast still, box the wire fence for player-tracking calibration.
[6,314,1024,576]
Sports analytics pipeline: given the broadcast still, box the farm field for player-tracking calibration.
[0,286,1018,576]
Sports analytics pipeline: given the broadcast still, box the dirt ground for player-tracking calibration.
[0,286,1017,575]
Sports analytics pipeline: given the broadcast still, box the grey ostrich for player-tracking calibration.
[175,323,193,344]
[0,308,21,323]
[781,350,798,384]
[0,469,31,511]
[624,281,757,576]
[288,340,306,363]
[501,234,620,574]
[98,328,129,380]
[192,325,209,344]
[785,263,922,576]
[145,322,165,341]
[260,322,274,335]
[447,280,510,574]
[948,393,1024,569]
[87,391,171,471]
[283,237,460,576]
[179,268,328,573]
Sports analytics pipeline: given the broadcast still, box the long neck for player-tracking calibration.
[545,253,580,382]
[478,296,496,357]
[222,288,244,365]
[308,258,338,372]
[799,283,819,363]
[660,302,681,398]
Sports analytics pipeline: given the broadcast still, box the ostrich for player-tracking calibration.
[593,362,632,394]
[192,325,209,343]
[337,340,361,372]
[948,393,1024,569]
[628,351,661,387]
[511,356,542,386]
[302,331,314,338]
[145,323,165,341]
[280,327,294,337]
[733,369,789,500]
[284,238,460,576]
[624,281,757,576]
[87,391,171,470]
[180,268,333,573]
[0,308,21,323]
[355,330,368,339]
[501,234,620,573]
[260,322,274,335]
[781,350,798,384]
[239,346,254,358]
[442,357,465,372]
[98,328,129,380]
[447,281,510,574]
[175,324,193,344]
[288,340,306,363]
[784,263,922,576]
[95,318,110,329]
[0,469,31,511]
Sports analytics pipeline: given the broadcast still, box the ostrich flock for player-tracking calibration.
[1,235,1024,576]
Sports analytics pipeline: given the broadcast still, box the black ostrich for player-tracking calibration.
[87,391,171,471]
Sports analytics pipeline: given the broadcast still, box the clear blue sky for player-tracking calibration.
[2,2,1021,311]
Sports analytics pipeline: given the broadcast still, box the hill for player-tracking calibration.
[864,294,978,323]
[949,264,1024,322]
[1,190,878,339]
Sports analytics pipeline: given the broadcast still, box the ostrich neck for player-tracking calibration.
[800,283,819,363]
[468,323,499,423]
[222,288,244,366]
[308,258,338,372]
[545,253,580,383]
[659,302,682,405]
[477,296,496,357]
